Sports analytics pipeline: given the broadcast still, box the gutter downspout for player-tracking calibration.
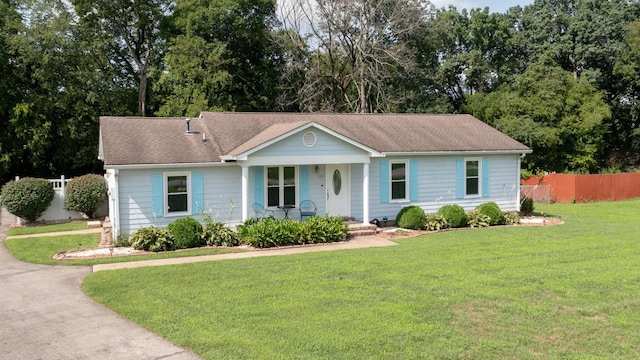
[517,153,525,212]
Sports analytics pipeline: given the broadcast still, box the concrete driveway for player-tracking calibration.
[0,225,202,360]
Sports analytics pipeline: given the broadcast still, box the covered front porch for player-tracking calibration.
[238,163,373,226]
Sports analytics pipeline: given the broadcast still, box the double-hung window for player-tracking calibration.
[166,172,191,215]
[267,166,297,207]
[465,159,480,197]
[390,161,408,201]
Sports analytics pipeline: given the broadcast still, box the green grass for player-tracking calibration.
[7,221,88,236]
[82,199,640,359]
[3,235,245,266]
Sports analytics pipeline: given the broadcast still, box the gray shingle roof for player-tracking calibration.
[99,112,530,166]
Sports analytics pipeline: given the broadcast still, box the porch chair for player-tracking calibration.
[252,203,274,219]
[299,200,317,220]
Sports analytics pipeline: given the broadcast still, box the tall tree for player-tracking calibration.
[0,0,135,185]
[0,0,24,184]
[279,0,432,113]
[465,59,610,173]
[73,0,171,116]
[419,6,520,111]
[158,0,281,114]
[515,0,639,168]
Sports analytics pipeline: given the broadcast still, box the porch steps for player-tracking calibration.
[347,224,378,238]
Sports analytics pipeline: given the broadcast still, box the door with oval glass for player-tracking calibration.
[326,164,350,217]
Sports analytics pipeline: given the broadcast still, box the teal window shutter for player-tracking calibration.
[151,174,164,217]
[254,166,264,206]
[456,159,464,199]
[299,165,309,202]
[380,160,389,203]
[409,160,418,201]
[482,158,490,197]
[192,172,204,214]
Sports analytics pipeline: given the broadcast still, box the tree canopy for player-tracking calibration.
[2,0,640,185]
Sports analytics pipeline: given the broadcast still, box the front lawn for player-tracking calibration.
[82,200,640,359]
[7,220,89,236]
[3,234,245,266]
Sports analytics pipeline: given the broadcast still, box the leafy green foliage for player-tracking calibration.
[1,178,54,222]
[466,209,491,228]
[474,202,505,226]
[424,214,449,231]
[520,195,535,216]
[465,59,610,173]
[64,174,107,218]
[202,221,240,247]
[237,216,348,248]
[129,226,175,252]
[7,221,87,236]
[437,204,468,228]
[503,211,520,225]
[167,217,204,249]
[395,206,426,230]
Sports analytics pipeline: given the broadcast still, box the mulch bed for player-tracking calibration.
[374,216,563,239]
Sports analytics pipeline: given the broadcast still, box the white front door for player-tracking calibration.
[326,164,350,217]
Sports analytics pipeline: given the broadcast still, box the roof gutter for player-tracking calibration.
[103,162,230,170]
[383,149,532,156]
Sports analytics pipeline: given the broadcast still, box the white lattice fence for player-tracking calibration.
[1,175,108,225]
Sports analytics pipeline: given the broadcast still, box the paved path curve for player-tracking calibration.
[0,225,202,360]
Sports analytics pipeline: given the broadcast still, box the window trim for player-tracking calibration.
[464,157,482,198]
[389,160,409,203]
[164,171,192,217]
[265,166,299,209]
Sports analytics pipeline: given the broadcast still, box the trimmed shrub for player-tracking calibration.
[475,202,505,225]
[467,210,491,228]
[1,178,54,222]
[520,195,534,216]
[167,217,204,249]
[129,226,175,252]
[424,214,449,231]
[503,211,520,225]
[202,221,240,247]
[437,204,468,228]
[395,206,426,230]
[65,174,107,218]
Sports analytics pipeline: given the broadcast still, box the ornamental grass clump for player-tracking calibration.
[1,178,54,222]
[437,204,468,228]
[167,217,204,249]
[65,174,107,218]
[520,195,535,216]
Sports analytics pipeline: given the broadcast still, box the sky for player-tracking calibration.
[430,0,534,14]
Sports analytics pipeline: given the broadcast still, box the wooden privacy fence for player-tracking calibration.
[521,173,640,203]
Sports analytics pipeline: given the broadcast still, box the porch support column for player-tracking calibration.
[241,165,249,222]
[362,163,370,225]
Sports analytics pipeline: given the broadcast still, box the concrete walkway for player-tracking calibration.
[0,225,202,360]
[93,236,397,272]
